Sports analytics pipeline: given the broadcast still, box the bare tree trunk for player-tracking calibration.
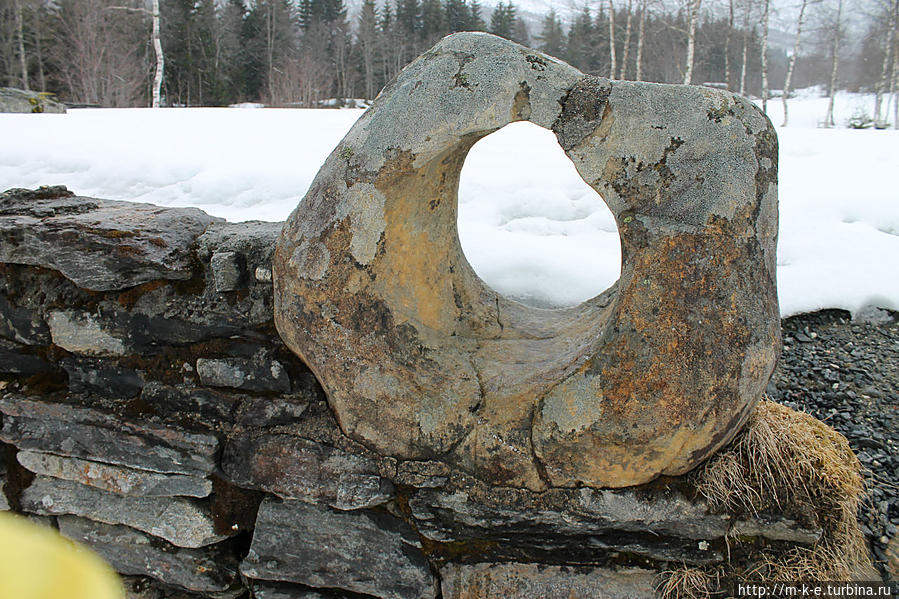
[608,0,617,79]
[619,0,632,79]
[760,0,769,112]
[266,2,274,102]
[34,7,46,92]
[781,0,808,127]
[874,0,897,125]
[683,0,701,85]
[824,0,842,128]
[13,0,29,90]
[724,0,733,89]
[152,0,163,107]
[739,5,749,96]
[635,0,647,81]
[892,26,899,128]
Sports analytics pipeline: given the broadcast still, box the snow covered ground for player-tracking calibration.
[1,88,897,317]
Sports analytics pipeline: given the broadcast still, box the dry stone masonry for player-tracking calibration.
[0,34,874,599]
[274,32,780,491]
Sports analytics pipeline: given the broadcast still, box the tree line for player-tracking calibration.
[1,0,897,121]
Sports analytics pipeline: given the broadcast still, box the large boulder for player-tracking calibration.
[273,32,781,490]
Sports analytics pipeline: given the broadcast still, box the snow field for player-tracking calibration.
[0,89,897,317]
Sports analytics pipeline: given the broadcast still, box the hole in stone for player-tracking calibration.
[457,121,622,309]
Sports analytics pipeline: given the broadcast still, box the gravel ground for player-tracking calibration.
[767,308,899,582]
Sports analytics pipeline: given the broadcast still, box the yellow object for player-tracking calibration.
[0,512,124,599]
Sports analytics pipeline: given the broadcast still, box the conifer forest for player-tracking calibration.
[0,0,897,110]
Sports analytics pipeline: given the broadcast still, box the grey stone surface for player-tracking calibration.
[0,396,220,475]
[59,515,241,595]
[197,221,280,279]
[223,433,393,509]
[61,357,144,398]
[408,482,727,564]
[0,460,9,510]
[211,251,246,292]
[18,450,212,497]
[0,339,55,374]
[252,582,359,599]
[0,187,220,291]
[273,31,781,491]
[0,87,66,113]
[241,497,436,599]
[22,476,231,548]
[0,292,50,344]
[440,562,658,599]
[196,353,290,393]
[730,517,822,544]
[48,310,129,356]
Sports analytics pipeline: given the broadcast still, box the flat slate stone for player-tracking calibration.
[0,396,220,475]
[0,187,220,291]
[196,355,291,393]
[408,483,727,564]
[22,476,231,548]
[61,357,144,398]
[210,251,246,292]
[0,339,55,374]
[0,292,50,345]
[440,562,658,599]
[252,582,360,599]
[273,32,780,490]
[241,497,436,599]
[47,310,129,356]
[223,433,394,510]
[58,515,241,594]
[18,450,212,498]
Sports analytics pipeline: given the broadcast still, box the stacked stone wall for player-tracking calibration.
[0,187,841,598]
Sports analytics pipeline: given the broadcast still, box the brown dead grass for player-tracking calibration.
[692,399,870,583]
[657,566,712,599]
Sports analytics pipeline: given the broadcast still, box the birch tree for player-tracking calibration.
[13,0,28,89]
[619,0,633,79]
[760,0,769,112]
[739,0,751,95]
[823,0,843,127]
[874,0,897,126]
[892,22,899,128]
[151,0,162,107]
[724,0,733,88]
[608,0,617,78]
[683,0,701,84]
[635,0,647,80]
[781,0,810,126]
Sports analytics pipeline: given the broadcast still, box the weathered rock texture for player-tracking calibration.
[273,32,781,491]
[0,87,66,113]
[0,183,867,597]
[1,36,870,599]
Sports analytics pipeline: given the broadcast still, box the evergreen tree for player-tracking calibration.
[468,0,485,31]
[395,0,420,36]
[512,16,529,45]
[214,0,246,101]
[489,1,515,40]
[420,0,445,41]
[566,6,594,71]
[443,0,469,32]
[538,8,565,59]
[356,0,379,99]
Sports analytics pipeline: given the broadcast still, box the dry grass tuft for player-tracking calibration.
[694,400,862,516]
[657,566,712,599]
[692,399,870,582]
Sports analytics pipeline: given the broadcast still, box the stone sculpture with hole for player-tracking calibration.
[273,32,781,491]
